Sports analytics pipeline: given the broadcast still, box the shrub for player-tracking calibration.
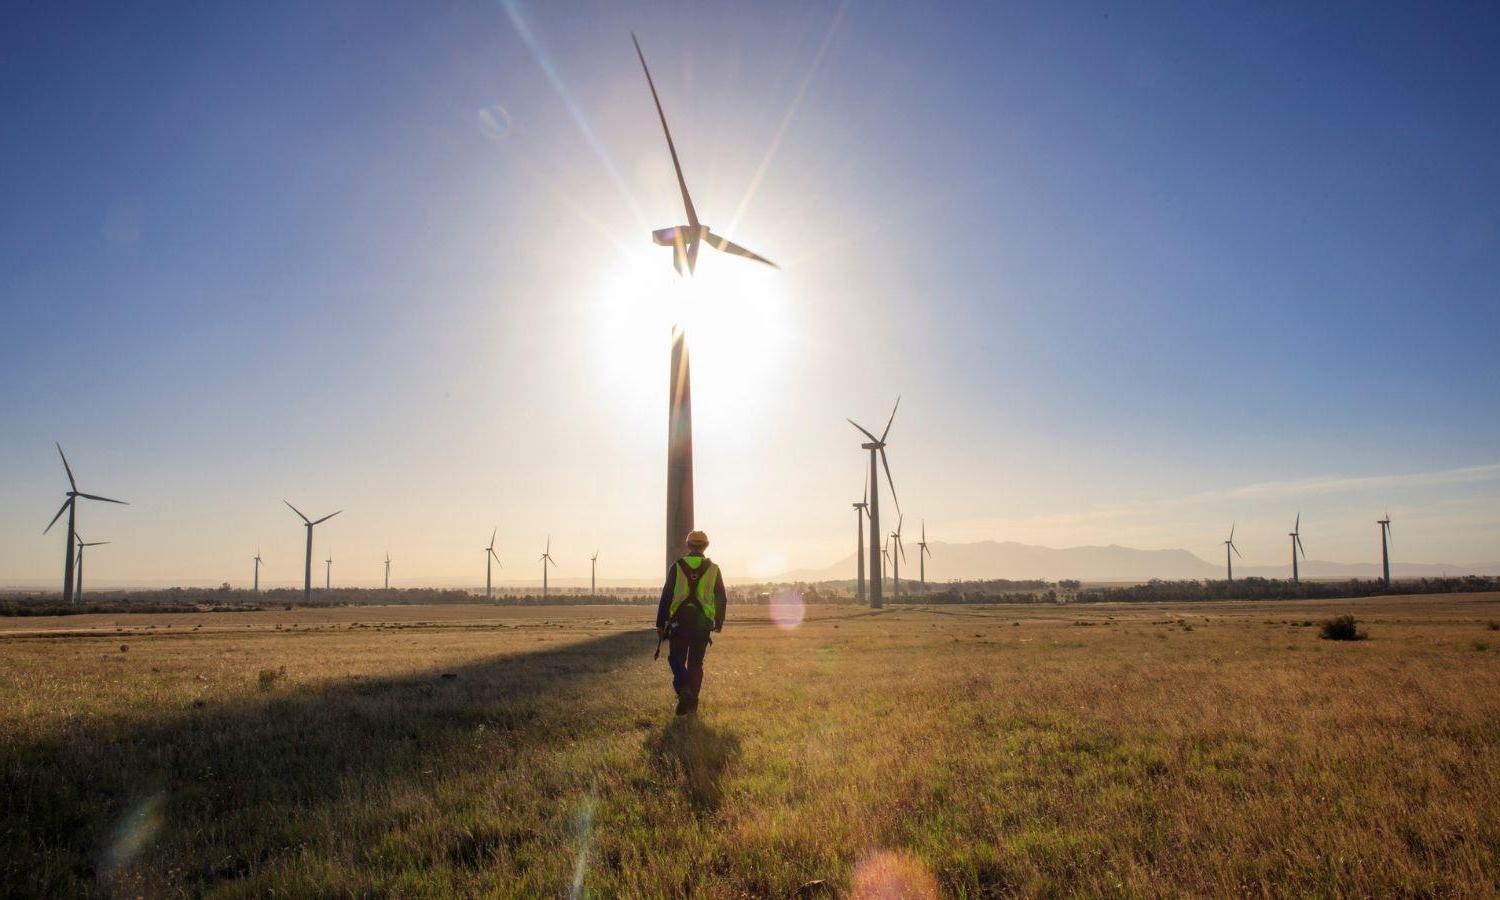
[257,667,286,691]
[1319,615,1366,641]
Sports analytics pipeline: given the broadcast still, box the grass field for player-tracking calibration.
[3,593,1499,896]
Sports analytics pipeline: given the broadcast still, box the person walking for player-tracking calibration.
[656,530,726,715]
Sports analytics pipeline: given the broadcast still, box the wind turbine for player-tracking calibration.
[253,549,263,593]
[1377,512,1393,587]
[540,536,557,598]
[285,501,340,604]
[73,534,109,600]
[590,550,599,597]
[852,475,868,603]
[325,554,332,590]
[848,398,901,608]
[44,443,127,604]
[484,528,502,599]
[1289,513,1307,584]
[889,515,906,598]
[917,520,933,590]
[384,552,391,591]
[633,33,778,569]
[1223,523,1241,582]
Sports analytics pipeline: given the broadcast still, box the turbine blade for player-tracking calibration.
[880,396,901,442]
[56,443,77,492]
[632,33,698,227]
[1229,522,1235,542]
[1298,535,1307,558]
[311,510,342,525]
[847,419,880,444]
[704,230,777,268]
[489,527,497,549]
[880,448,900,516]
[284,500,310,524]
[75,493,127,505]
[1232,543,1242,558]
[44,498,71,534]
[1295,512,1300,533]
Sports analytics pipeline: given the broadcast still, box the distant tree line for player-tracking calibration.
[1070,576,1500,604]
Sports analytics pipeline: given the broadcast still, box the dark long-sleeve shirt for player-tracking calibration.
[656,556,727,631]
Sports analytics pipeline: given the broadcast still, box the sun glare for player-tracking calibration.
[593,247,793,422]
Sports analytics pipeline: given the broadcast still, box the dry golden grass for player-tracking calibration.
[3,593,1498,896]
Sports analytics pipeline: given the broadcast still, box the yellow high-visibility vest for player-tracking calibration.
[668,556,719,623]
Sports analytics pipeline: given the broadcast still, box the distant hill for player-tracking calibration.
[776,540,1497,583]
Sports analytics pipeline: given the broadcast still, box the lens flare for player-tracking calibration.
[478,105,512,140]
[769,587,805,629]
[569,790,596,899]
[100,792,165,874]
[851,849,940,900]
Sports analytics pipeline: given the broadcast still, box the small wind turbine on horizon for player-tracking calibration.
[44,443,127,604]
[1378,512,1393,587]
[384,552,391,591]
[848,399,901,608]
[252,549,263,593]
[325,554,332,590]
[917,520,933,590]
[1223,523,1241,582]
[1289,513,1307,584]
[73,534,109,600]
[540,536,557,598]
[484,528,501,600]
[285,501,340,604]
[889,515,906,598]
[590,550,599,597]
[852,475,868,603]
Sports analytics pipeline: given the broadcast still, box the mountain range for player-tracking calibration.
[776,540,1497,583]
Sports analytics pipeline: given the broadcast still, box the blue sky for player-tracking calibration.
[2,1,1497,586]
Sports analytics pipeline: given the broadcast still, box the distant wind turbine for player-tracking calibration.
[73,534,109,600]
[848,399,901,608]
[253,549,263,593]
[325,554,332,590]
[540,536,557,598]
[590,550,599,597]
[285,501,340,604]
[44,443,127,604]
[1289,513,1307,584]
[1224,523,1241,582]
[889,515,906,598]
[1377,512,1393,587]
[485,528,501,600]
[384,552,391,591]
[917,520,933,590]
[852,475,868,602]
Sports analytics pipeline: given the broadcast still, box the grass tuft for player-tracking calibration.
[1319,614,1367,641]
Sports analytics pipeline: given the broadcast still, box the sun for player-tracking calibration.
[592,246,793,423]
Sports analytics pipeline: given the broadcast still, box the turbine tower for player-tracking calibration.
[1289,513,1307,584]
[852,477,868,603]
[889,516,906,598]
[73,534,109,600]
[325,554,332,590]
[540,536,557,598]
[384,552,391,591]
[1223,523,1241,582]
[590,550,599,597]
[848,399,901,608]
[917,520,933,590]
[1377,512,1393,587]
[285,501,340,604]
[252,550,262,593]
[633,33,778,569]
[485,528,501,600]
[44,443,127,604]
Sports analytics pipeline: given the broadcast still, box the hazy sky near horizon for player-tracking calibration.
[2,2,1498,587]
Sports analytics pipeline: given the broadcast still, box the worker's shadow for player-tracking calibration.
[645,716,741,811]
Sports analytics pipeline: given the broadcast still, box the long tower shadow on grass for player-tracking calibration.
[2,627,658,894]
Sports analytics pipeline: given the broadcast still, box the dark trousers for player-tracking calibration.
[667,629,711,698]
